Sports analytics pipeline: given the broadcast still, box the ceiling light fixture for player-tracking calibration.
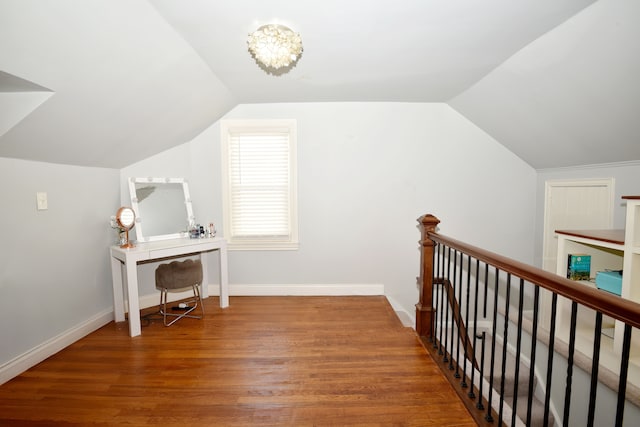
[247,24,303,70]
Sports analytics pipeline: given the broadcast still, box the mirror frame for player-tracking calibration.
[115,206,136,248]
[128,177,194,242]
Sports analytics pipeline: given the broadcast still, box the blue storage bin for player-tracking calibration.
[596,270,622,296]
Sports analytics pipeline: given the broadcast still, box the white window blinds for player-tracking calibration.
[221,120,298,250]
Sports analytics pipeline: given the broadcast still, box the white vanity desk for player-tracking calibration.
[110,237,229,337]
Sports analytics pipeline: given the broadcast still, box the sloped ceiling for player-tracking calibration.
[1,0,637,169]
[0,71,54,138]
[450,0,640,169]
[0,1,236,168]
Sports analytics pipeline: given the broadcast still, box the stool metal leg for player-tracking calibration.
[159,285,204,327]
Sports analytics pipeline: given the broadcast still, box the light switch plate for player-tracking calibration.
[36,192,48,210]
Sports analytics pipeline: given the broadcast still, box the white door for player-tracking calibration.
[542,179,614,273]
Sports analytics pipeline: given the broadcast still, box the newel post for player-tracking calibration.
[416,214,440,338]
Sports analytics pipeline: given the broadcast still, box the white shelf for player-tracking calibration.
[549,196,640,385]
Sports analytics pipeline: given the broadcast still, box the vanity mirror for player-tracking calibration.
[115,206,136,248]
[128,177,194,242]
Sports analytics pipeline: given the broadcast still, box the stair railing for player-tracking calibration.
[417,214,640,427]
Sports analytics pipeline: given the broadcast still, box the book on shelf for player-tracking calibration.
[567,253,590,280]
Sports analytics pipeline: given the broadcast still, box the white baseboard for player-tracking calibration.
[0,309,113,385]
[215,283,385,296]
[385,295,416,328]
[137,283,385,309]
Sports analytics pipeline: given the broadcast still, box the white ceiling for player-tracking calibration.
[0,0,638,169]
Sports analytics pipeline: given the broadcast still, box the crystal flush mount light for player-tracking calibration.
[247,24,303,70]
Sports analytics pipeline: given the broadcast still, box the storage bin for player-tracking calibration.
[596,270,622,296]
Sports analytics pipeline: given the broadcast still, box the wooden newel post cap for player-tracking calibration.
[418,214,440,233]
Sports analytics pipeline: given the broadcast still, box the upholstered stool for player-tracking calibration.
[155,259,204,326]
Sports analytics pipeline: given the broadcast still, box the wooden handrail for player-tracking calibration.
[417,213,640,426]
[417,214,640,331]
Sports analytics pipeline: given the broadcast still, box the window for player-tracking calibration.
[220,119,298,250]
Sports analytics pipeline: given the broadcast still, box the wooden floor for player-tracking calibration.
[0,296,474,426]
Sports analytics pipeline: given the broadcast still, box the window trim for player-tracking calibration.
[220,119,299,250]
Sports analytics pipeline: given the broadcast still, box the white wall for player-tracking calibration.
[121,102,537,317]
[0,157,119,370]
[534,161,640,267]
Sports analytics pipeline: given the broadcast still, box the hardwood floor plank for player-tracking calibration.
[0,296,474,426]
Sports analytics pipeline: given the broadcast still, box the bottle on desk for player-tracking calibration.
[189,222,200,239]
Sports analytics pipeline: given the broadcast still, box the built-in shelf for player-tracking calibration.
[543,196,640,388]
[555,229,625,246]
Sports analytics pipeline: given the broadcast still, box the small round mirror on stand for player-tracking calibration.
[116,206,136,248]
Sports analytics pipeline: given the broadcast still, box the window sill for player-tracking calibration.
[227,241,299,251]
